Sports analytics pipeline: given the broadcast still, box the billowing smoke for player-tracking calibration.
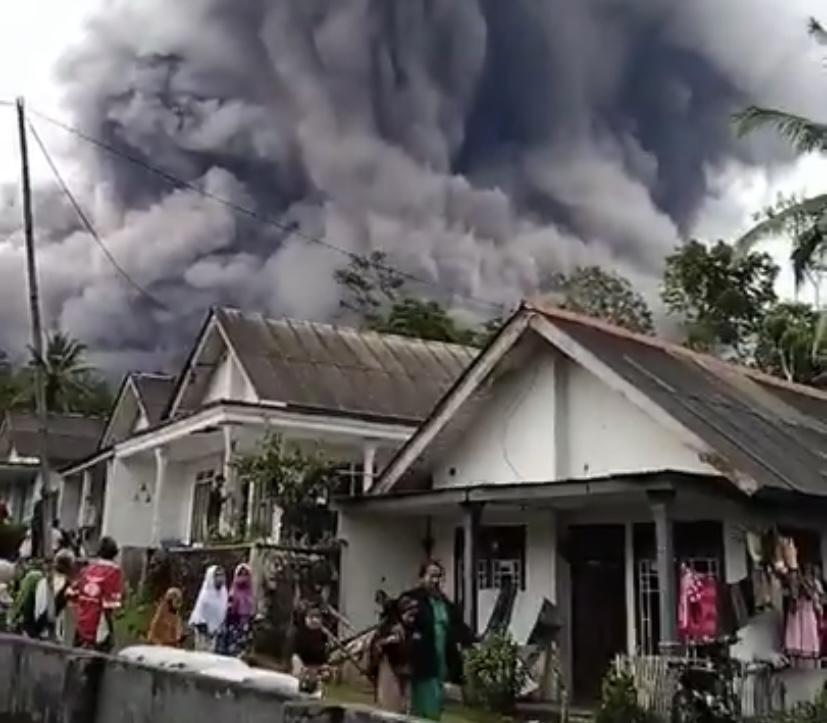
[0,0,821,374]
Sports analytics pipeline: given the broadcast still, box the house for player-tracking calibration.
[59,307,476,550]
[0,411,105,524]
[336,302,827,704]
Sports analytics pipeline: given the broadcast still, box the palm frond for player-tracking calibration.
[733,106,827,155]
[733,194,827,252]
[790,224,827,288]
[809,17,827,45]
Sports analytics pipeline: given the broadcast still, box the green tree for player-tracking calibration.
[335,251,496,346]
[732,18,827,280]
[754,302,827,385]
[232,433,339,545]
[18,330,112,416]
[662,240,779,357]
[551,266,654,334]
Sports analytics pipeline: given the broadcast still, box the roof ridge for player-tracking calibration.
[217,305,478,354]
[526,301,827,403]
[131,371,175,381]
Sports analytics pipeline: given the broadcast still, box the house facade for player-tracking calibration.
[337,303,827,703]
[59,307,475,550]
[0,411,104,524]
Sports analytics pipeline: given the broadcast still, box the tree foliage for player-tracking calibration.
[335,251,497,346]
[754,302,827,386]
[551,266,654,334]
[232,433,339,545]
[662,240,779,357]
[732,18,827,283]
[0,330,113,417]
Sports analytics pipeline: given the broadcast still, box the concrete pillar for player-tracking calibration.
[219,424,237,536]
[150,447,168,547]
[650,491,677,648]
[362,443,377,494]
[77,469,92,530]
[624,521,637,655]
[461,502,482,634]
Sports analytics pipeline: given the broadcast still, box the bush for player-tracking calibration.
[595,666,656,723]
[462,630,527,714]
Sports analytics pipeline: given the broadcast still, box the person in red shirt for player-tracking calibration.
[71,536,123,652]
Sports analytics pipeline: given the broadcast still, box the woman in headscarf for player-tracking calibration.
[188,565,228,652]
[147,587,185,647]
[369,595,419,714]
[12,567,47,638]
[216,563,256,657]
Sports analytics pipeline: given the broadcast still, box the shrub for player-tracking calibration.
[595,666,656,723]
[462,630,527,714]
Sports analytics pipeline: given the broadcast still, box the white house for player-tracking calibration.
[0,411,104,524]
[337,302,827,703]
[59,306,475,550]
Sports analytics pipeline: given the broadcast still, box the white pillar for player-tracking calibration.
[624,521,637,655]
[77,469,92,530]
[150,447,168,547]
[362,443,377,493]
[219,424,236,536]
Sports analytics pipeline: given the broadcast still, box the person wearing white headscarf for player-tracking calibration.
[189,565,228,652]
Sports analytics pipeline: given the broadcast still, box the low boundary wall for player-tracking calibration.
[0,635,399,723]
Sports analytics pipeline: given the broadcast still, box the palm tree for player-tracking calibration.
[733,18,827,287]
[22,331,112,415]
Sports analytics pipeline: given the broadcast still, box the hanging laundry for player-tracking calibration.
[785,569,822,659]
[678,566,718,641]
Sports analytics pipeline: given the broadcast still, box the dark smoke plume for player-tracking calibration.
[0,0,820,373]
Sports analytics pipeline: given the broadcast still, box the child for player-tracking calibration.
[290,605,329,695]
[189,565,228,652]
[147,587,185,647]
[370,595,418,713]
[216,564,256,657]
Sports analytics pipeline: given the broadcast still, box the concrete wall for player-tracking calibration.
[0,635,409,723]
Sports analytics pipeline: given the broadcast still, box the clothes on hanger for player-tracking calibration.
[678,565,718,641]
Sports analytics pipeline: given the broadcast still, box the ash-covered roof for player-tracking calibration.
[215,307,478,423]
[0,411,106,466]
[131,373,175,425]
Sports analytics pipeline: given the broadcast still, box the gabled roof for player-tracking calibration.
[0,411,105,467]
[374,303,827,499]
[167,307,478,424]
[99,372,175,448]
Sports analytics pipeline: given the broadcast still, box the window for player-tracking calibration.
[190,469,216,543]
[334,462,365,496]
[456,525,527,594]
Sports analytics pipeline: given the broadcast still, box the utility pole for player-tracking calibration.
[17,97,56,627]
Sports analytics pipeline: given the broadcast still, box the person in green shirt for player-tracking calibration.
[404,560,474,720]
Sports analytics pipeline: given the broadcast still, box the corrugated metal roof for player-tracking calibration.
[0,411,105,466]
[215,308,478,422]
[544,311,827,497]
[131,373,175,425]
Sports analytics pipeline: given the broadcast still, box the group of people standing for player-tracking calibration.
[2,535,124,652]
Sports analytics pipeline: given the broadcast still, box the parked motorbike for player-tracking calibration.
[669,636,740,723]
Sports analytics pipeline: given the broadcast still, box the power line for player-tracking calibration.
[24,106,507,314]
[26,121,170,311]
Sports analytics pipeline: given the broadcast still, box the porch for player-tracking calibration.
[61,401,412,549]
[338,473,827,705]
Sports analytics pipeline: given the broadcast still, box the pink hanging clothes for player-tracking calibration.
[678,567,718,641]
[785,597,820,659]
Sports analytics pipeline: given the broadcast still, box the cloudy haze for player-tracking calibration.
[1,0,827,374]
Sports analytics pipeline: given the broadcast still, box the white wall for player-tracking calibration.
[101,458,155,547]
[202,352,257,404]
[433,350,716,489]
[338,511,426,631]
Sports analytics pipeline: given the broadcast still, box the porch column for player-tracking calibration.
[362,443,377,494]
[150,446,168,547]
[219,424,237,536]
[461,502,483,635]
[76,469,92,530]
[649,490,677,649]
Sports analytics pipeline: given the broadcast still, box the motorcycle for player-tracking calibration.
[669,636,740,723]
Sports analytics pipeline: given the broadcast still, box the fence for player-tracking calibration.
[618,654,786,720]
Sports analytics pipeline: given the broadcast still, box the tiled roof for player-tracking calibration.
[215,307,478,423]
[533,304,827,497]
[0,411,106,466]
[131,373,175,425]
